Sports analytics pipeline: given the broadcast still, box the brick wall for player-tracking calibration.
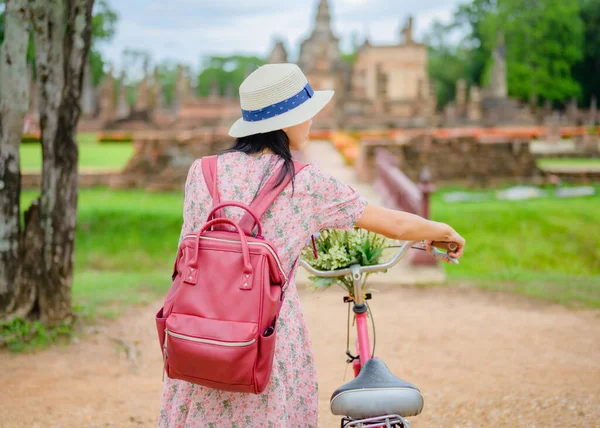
[357,135,539,187]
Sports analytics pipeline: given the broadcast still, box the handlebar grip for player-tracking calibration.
[432,241,458,252]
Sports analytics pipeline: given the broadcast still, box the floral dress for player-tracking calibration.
[158,151,368,428]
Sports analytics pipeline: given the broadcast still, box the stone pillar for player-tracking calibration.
[183,66,194,102]
[412,166,437,267]
[468,85,482,122]
[490,30,508,99]
[172,65,185,113]
[589,96,597,126]
[188,68,198,99]
[99,68,116,123]
[418,78,436,119]
[373,64,389,115]
[400,16,414,45]
[566,98,579,124]
[150,67,163,112]
[267,39,288,64]
[456,78,467,117]
[545,107,561,142]
[136,74,149,111]
[116,72,130,119]
[444,103,457,125]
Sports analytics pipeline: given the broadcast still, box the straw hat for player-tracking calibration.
[228,63,334,138]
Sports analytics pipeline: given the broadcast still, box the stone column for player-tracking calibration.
[116,72,130,119]
[490,30,508,99]
[589,96,597,126]
[456,78,467,118]
[183,66,194,102]
[374,63,389,115]
[173,65,193,112]
[544,106,561,142]
[425,80,436,120]
[444,103,457,125]
[468,85,482,122]
[400,16,414,44]
[151,67,163,112]
[566,98,579,124]
[99,68,116,123]
[136,75,149,112]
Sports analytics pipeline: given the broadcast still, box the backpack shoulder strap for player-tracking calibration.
[201,155,224,219]
[238,160,308,235]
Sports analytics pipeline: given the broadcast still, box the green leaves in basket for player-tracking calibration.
[301,228,391,294]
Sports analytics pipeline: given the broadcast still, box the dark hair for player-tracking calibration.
[226,130,296,190]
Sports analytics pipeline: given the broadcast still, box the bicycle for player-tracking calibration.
[300,240,459,428]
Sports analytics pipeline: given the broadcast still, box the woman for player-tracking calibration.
[159,63,465,427]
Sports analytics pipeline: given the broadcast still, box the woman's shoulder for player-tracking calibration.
[295,160,336,185]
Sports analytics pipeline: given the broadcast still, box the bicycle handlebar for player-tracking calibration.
[432,241,458,252]
[299,240,459,278]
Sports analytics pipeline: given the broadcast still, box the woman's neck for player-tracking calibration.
[252,148,275,156]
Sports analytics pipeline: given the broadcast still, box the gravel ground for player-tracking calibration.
[1,284,598,427]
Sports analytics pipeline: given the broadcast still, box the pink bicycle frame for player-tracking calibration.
[349,265,373,377]
[354,313,371,376]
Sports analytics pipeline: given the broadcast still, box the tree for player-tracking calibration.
[573,0,600,105]
[453,0,496,87]
[197,55,264,98]
[425,20,472,108]
[430,0,585,106]
[0,0,114,86]
[0,0,30,322]
[89,0,117,86]
[0,0,95,326]
[489,0,583,104]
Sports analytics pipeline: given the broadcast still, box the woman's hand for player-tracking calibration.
[424,229,465,261]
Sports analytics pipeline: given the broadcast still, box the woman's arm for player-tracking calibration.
[355,204,465,258]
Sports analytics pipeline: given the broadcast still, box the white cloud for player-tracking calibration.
[99,0,463,72]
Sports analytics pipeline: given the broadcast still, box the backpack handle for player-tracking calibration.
[206,201,263,238]
[185,218,254,290]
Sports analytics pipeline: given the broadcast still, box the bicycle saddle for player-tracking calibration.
[330,358,424,419]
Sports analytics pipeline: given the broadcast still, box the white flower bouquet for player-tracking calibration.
[301,229,391,298]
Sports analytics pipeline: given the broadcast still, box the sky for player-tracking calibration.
[98,0,464,72]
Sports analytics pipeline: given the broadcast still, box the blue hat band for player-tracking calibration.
[241,83,314,122]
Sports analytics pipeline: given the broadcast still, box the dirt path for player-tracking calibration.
[1,285,598,427]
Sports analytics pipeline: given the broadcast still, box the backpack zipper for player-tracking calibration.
[162,330,168,381]
[165,328,257,347]
[183,234,288,284]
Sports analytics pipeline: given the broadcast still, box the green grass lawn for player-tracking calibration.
[537,157,600,170]
[21,189,184,319]
[432,187,600,307]
[20,133,134,172]
[18,184,600,321]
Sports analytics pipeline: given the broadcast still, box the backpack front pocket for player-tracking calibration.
[164,314,259,386]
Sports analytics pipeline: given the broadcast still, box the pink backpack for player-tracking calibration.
[155,155,307,394]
